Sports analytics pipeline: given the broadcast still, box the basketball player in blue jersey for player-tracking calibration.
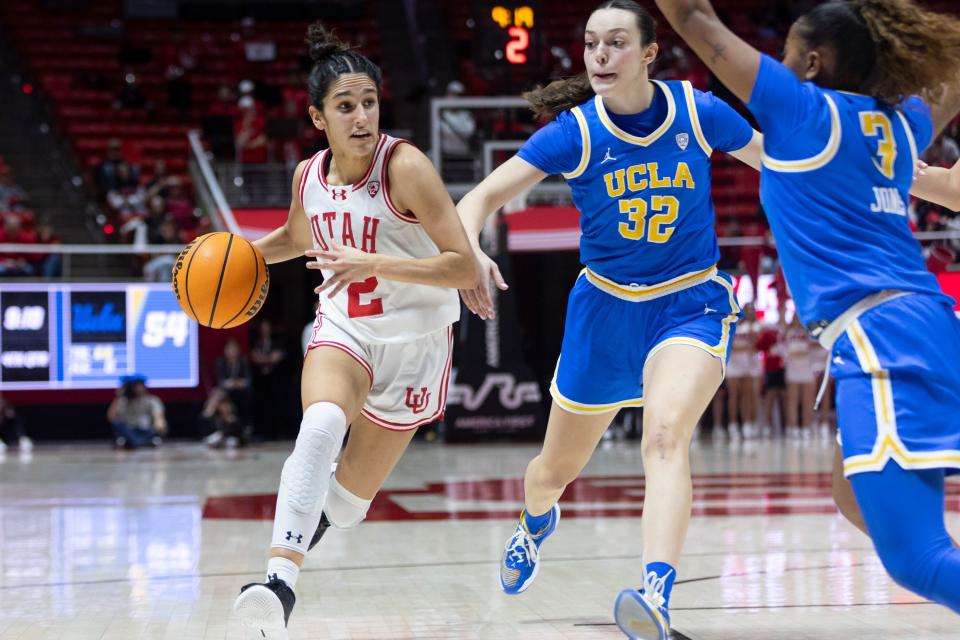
[458,2,762,638]
[655,0,960,629]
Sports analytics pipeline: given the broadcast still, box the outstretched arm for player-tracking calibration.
[456,156,548,318]
[654,0,761,104]
[912,159,960,211]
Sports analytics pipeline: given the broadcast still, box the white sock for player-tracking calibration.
[267,556,300,589]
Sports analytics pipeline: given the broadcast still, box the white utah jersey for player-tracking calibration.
[300,134,460,344]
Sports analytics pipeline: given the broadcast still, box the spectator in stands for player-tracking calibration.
[145,195,169,231]
[440,81,476,156]
[757,304,787,437]
[216,338,252,425]
[0,393,33,455]
[164,177,195,230]
[107,375,167,449]
[0,213,38,276]
[200,392,245,449]
[145,159,174,201]
[210,84,239,118]
[31,217,61,278]
[109,163,146,217]
[235,95,268,163]
[143,216,179,281]
[250,320,286,437]
[0,171,28,210]
[95,138,129,195]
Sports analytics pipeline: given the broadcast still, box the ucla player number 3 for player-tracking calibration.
[859,112,896,179]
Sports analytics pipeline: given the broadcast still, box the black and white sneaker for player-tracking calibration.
[308,512,331,551]
[233,575,296,639]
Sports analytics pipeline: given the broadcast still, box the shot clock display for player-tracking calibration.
[0,283,198,390]
[475,1,540,68]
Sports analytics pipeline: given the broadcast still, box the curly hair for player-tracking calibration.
[522,0,657,121]
[304,22,382,109]
[798,0,960,105]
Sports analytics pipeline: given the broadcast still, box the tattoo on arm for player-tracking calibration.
[706,38,727,64]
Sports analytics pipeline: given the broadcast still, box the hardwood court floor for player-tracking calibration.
[0,437,957,639]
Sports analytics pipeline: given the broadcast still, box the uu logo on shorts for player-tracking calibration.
[676,132,689,151]
[405,386,431,414]
[366,181,381,198]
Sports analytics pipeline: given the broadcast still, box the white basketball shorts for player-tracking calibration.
[305,315,453,431]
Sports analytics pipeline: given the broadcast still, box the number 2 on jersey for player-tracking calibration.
[347,276,384,318]
[859,112,897,179]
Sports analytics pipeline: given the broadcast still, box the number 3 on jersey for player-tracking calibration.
[860,112,896,179]
[618,195,679,243]
[348,277,383,318]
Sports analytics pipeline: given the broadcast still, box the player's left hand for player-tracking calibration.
[306,244,378,297]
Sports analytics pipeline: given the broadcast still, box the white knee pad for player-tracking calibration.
[280,402,348,514]
[324,474,372,529]
[272,402,347,553]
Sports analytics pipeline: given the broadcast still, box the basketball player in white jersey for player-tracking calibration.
[781,311,816,439]
[232,24,478,639]
[722,302,762,440]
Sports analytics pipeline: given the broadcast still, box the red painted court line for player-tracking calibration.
[203,473,960,521]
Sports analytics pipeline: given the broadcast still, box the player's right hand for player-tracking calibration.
[459,248,508,320]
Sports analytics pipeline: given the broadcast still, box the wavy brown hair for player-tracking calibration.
[522,0,657,121]
[798,0,960,105]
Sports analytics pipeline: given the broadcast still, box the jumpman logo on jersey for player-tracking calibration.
[601,148,618,164]
[833,355,845,365]
[331,188,348,201]
[703,304,718,315]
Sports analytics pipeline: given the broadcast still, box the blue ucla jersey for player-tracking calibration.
[518,80,753,284]
[747,54,949,325]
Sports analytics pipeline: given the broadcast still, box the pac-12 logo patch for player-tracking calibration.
[676,132,689,150]
[366,181,381,197]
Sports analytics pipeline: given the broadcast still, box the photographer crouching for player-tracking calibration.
[107,375,167,449]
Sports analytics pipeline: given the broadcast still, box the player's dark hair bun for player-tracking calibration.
[306,22,350,62]
[303,21,382,108]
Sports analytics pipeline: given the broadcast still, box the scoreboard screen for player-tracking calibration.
[0,283,198,390]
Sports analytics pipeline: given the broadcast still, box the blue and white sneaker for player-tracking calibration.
[614,570,672,639]
[498,504,561,594]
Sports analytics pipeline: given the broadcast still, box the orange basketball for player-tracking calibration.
[172,232,269,328]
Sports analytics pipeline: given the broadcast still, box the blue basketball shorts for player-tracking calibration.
[832,293,960,477]
[550,267,741,414]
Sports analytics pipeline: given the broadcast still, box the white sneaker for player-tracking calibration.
[18,436,33,452]
[728,424,741,441]
[0,440,6,455]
